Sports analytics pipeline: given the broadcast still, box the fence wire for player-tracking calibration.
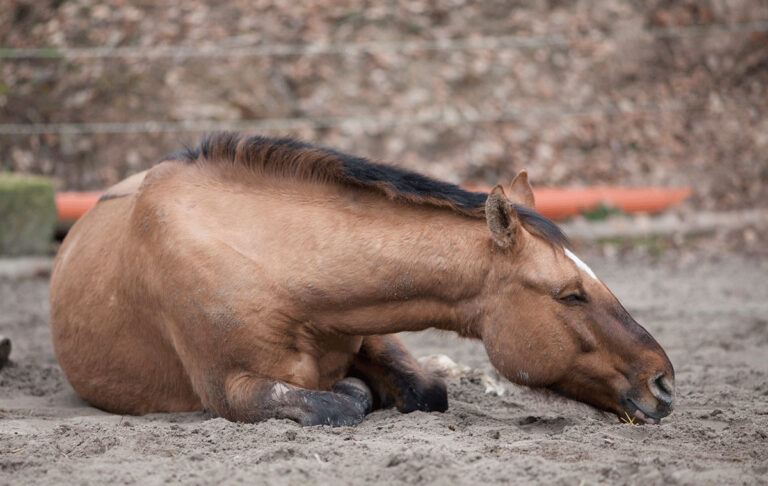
[0,20,766,60]
[0,19,763,136]
[0,100,748,136]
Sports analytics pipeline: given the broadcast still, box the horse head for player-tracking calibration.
[480,172,674,424]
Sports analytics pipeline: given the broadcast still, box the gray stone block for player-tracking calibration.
[0,174,57,256]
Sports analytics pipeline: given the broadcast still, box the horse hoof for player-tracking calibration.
[0,336,11,370]
[332,377,374,415]
[299,409,365,427]
[398,376,448,414]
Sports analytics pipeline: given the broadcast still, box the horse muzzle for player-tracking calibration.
[621,371,675,424]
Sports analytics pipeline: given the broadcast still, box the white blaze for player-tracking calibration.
[564,248,598,281]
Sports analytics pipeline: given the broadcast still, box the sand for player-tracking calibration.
[1,253,767,485]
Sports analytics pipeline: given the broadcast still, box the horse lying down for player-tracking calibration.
[50,133,674,426]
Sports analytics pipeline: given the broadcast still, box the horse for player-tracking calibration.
[49,133,675,426]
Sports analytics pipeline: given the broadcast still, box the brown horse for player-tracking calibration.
[50,133,674,426]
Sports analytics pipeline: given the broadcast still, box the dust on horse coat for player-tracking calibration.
[50,133,674,426]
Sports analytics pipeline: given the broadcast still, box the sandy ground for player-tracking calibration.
[1,252,767,485]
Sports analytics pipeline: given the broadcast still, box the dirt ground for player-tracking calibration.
[0,251,766,485]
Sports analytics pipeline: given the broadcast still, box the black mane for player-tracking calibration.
[168,132,568,248]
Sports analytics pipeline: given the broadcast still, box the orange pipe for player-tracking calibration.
[55,186,691,225]
[462,186,691,220]
[531,186,691,220]
[55,192,103,223]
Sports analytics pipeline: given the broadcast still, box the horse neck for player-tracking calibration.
[193,170,495,338]
[291,191,494,338]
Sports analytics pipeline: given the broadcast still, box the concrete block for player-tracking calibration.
[0,174,57,256]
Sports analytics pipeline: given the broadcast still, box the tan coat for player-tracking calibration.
[50,134,674,426]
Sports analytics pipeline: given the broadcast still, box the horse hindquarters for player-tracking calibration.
[50,199,202,415]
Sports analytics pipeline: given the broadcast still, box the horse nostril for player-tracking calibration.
[648,371,674,405]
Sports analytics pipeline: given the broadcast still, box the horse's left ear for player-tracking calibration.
[508,170,535,210]
[486,185,520,248]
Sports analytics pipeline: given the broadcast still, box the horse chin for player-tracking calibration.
[547,384,658,424]
[627,409,657,424]
[600,396,668,425]
[618,396,670,425]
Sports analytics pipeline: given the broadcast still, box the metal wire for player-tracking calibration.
[0,100,739,136]
[0,20,761,136]
[0,20,766,60]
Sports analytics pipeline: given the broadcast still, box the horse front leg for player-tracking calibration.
[222,373,373,426]
[348,334,448,413]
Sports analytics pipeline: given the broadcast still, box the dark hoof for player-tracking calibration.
[398,376,448,414]
[299,407,365,427]
[332,377,374,415]
[0,336,10,370]
[297,378,374,427]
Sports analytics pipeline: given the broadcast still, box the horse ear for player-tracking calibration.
[485,185,519,248]
[508,170,535,210]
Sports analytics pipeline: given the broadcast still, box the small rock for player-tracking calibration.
[387,454,407,467]
[518,416,539,426]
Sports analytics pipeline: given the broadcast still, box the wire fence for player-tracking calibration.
[0,20,764,136]
[0,100,749,136]
[1,20,766,60]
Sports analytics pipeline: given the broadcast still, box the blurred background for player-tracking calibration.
[1,0,767,254]
[1,6,768,482]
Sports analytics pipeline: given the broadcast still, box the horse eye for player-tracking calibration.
[558,293,587,305]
